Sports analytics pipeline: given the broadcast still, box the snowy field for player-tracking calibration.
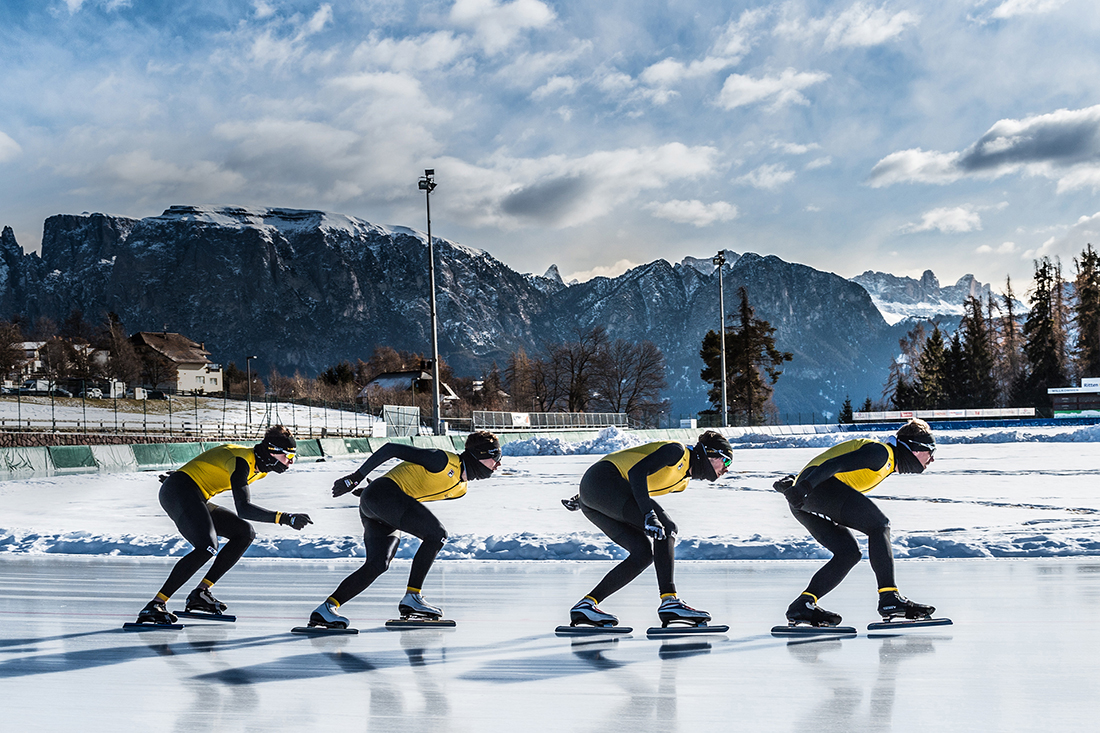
[1,423,1099,560]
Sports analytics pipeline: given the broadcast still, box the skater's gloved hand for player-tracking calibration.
[643,510,666,540]
[772,474,795,492]
[332,473,362,497]
[351,482,367,497]
[279,512,313,530]
[561,494,581,511]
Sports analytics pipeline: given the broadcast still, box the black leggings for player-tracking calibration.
[578,461,677,603]
[329,478,448,605]
[790,478,894,599]
[156,472,255,599]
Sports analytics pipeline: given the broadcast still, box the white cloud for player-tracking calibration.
[805,156,832,170]
[531,75,578,101]
[443,142,722,230]
[869,105,1100,191]
[0,131,22,163]
[253,1,277,20]
[645,199,739,226]
[640,56,735,88]
[900,205,983,234]
[976,241,1019,254]
[735,163,795,190]
[717,68,829,111]
[823,3,920,49]
[990,0,1069,20]
[352,31,465,73]
[777,2,919,49]
[771,141,821,155]
[564,259,640,283]
[1023,211,1100,260]
[449,0,556,55]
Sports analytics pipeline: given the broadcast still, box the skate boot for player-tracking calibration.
[136,600,178,625]
[786,593,842,627]
[309,600,349,629]
[398,591,442,620]
[878,590,935,621]
[569,597,618,628]
[186,586,228,614]
[657,596,712,627]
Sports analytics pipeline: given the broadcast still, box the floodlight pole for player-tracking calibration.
[713,252,728,427]
[419,169,442,435]
[246,355,257,429]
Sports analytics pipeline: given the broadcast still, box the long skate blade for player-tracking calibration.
[385,618,456,629]
[867,617,952,631]
[175,610,237,622]
[647,624,728,637]
[555,625,632,636]
[771,624,857,636]
[291,626,359,635]
[123,622,184,631]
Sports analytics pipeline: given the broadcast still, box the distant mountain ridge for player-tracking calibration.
[0,205,973,417]
[850,269,994,325]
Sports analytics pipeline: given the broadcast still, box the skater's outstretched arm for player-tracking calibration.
[230,458,312,529]
[626,442,689,516]
[333,444,450,497]
[796,442,890,491]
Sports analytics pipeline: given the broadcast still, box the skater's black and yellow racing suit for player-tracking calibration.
[794,438,895,495]
[599,441,691,517]
[348,443,467,503]
[178,444,267,500]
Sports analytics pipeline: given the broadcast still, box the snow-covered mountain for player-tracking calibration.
[0,206,909,418]
[850,269,995,325]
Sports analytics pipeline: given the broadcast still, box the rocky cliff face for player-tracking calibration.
[1,206,908,418]
[850,269,996,324]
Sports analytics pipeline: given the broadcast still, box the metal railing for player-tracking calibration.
[471,411,628,431]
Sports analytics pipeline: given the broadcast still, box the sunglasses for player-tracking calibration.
[706,449,733,467]
[481,448,502,461]
[271,451,295,465]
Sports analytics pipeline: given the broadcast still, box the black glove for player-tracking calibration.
[332,473,362,497]
[157,472,175,483]
[772,474,795,492]
[643,510,666,540]
[279,512,313,530]
[561,494,581,511]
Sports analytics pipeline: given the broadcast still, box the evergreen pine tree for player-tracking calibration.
[915,326,948,408]
[1015,257,1070,410]
[839,395,853,424]
[1074,243,1100,380]
[998,276,1025,402]
[699,287,792,426]
[960,296,999,407]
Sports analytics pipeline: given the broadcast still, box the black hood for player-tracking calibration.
[689,444,718,482]
[460,450,495,481]
[889,437,926,474]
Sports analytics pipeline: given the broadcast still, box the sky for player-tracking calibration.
[3,1,1100,291]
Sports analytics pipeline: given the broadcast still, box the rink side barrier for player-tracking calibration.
[47,445,97,474]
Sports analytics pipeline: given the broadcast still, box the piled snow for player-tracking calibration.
[503,426,647,456]
[4,425,1100,561]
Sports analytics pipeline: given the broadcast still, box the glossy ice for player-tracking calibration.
[1,555,1096,731]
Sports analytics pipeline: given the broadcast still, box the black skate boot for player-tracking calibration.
[399,592,442,620]
[657,596,712,627]
[878,590,935,621]
[186,586,228,614]
[570,598,618,627]
[137,600,178,625]
[786,593,842,627]
[309,600,350,629]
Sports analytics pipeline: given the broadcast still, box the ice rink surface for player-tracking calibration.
[2,555,1098,732]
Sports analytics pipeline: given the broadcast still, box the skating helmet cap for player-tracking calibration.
[465,431,501,461]
[696,430,733,463]
[260,425,297,454]
[896,419,935,454]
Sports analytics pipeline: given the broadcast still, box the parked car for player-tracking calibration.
[79,388,103,399]
[49,388,72,398]
[147,390,168,400]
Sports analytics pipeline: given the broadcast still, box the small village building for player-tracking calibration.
[130,331,223,394]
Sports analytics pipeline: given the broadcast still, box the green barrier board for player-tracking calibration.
[295,439,323,460]
[344,438,373,455]
[131,443,174,469]
[48,445,97,473]
[166,443,204,466]
[318,438,347,457]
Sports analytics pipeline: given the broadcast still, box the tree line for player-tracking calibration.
[883,247,1100,413]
